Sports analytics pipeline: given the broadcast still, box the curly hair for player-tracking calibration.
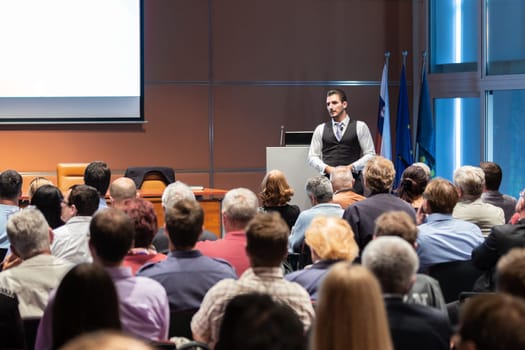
[260,170,294,207]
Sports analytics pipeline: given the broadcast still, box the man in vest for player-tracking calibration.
[308,89,375,194]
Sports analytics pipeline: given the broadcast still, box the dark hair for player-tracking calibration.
[246,212,289,267]
[31,184,65,229]
[480,161,502,191]
[216,293,306,350]
[90,208,134,263]
[52,263,121,349]
[120,198,158,248]
[0,170,22,201]
[68,184,100,216]
[165,199,203,249]
[327,89,348,103]
[396,165,428,204]
[84,161,111,197]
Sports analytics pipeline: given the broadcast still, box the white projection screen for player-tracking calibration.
[0,0,143,124]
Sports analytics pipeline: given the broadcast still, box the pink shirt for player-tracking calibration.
[195,231,249,276]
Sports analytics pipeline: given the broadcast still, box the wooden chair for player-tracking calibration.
[56,163,88,192]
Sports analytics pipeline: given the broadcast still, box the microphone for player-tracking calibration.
[280,125,285,146]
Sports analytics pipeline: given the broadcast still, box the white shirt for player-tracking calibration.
[308,116,375,174]
[51,216,93,264]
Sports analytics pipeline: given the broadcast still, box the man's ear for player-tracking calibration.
[70,204,78,216]
[48,228,54,245]
[163,224,169,237]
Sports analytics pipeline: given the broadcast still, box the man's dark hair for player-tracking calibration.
[0,170,22,201]
[68,185,100,216]
[327,89,348,103]
[84,161,111,197]
[216,293,306,350]
[89,208,134,263]
[165,199,203,250]
[246,212,289,267]
[480,161,502,191]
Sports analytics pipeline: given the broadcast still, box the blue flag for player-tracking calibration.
[416,68,435,177]
[376,62,392,160]
[394,63,413,187]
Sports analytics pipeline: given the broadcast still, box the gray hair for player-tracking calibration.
[362,236,419,294]
[306,176,334,203]
[330,166,354,191]
[161,181,196,209]
[222,188,259,225]
[6,208,50,259]
[453,165,485,198]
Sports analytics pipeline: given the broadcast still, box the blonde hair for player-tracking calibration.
[260,169,294,206]
[364,156,396,193]
[28,176,53,200]
[305,216,358,260]
[313,263,393,350]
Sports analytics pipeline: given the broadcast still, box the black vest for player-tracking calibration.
[321,120,361,166]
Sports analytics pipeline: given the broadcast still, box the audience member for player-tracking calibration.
[362,236,451,350]
[395,165,428,211]
[109,177,138,209]
[259,169,300,230]
[480,161,517,223]
[374,211,447,312]
[152,181,217,253]
[31,184,65,229]
[83,161,111,210]
[416,178,484,272]
[312,263,393,350]
[0,169,22,250]
[121,198,166,274]
[196,187,259,276]
[51,185,99,264]
[0,288,24,349]
[59,331,154,350]
[452,165,504,236]
[27,176,53,201]
[496,247,525,299]
[191,212,315,347]
[215,293,306,350]
[343,156,416,252]
[453,293,525,350]
[87,208,169,340]
[472,210,525,291]
[36,263,121,350]
[413,162,432,181]
[330,166,365,209]
[138,199,236,312]
[288,176,343,261]
[0,208,72,318]
[285,216,358,301]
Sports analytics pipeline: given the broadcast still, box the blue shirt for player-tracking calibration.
[0,204,19,249]
[284,259,339,300]
[288,203,343,253]
[137,250,237,311]
[417,213,484,272]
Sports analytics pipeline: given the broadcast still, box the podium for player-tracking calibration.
[266,147,320,210]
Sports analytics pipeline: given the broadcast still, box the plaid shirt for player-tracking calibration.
[191,267,315,347]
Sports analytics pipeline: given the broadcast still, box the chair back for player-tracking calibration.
[23,317,41,350]
[124,167,175,194]
[169,308,198,340]
[428,260,483,303]
[56,163,88,192]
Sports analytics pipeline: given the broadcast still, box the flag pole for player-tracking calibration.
[385,51,391,65]
[402,50,408,66]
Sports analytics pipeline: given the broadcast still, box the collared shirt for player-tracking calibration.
[51,216,93,264]
[0,254,72,318]
[191,267,315,348]
[308,116,375,174]
[453,198,505,236]
[137,250,237,311]
[106,266,169,341]
[284,259,339,300]
[417,213,485,272]
[0,204,19,249]
[122,249,167,275]
[332,189,366,209]
[195,231,249,276]
[35,265,170,349]
[289,203,343,253]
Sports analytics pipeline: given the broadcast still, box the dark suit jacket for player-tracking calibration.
[343,193,416,251]
[385,296,451,350]
[471,220,525,291]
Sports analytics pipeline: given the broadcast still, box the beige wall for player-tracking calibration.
[0,0,413,195]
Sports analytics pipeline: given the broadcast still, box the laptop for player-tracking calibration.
[284,131,314,146]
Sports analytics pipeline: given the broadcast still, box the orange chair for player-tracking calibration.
[56,163,88,192]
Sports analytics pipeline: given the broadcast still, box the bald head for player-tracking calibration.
[109,177,137,207]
